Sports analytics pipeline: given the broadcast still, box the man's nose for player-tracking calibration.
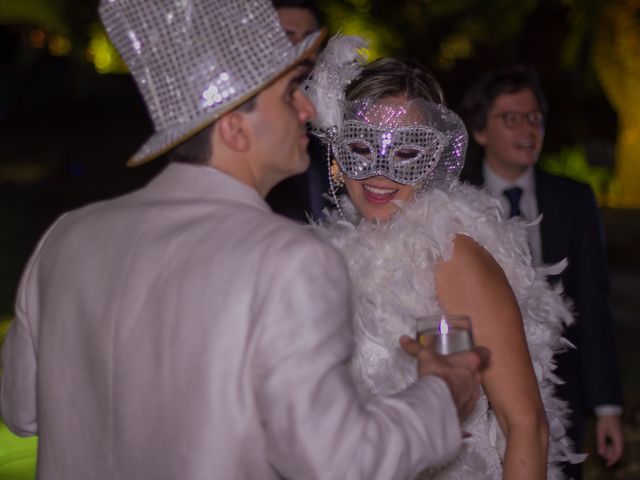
[297,90,317,122]
[518,118,541,133]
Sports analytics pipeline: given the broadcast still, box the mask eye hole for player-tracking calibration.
[346,141,372,158]
[393,147,422,162]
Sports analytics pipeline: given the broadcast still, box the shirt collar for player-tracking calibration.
[483,162,535,197]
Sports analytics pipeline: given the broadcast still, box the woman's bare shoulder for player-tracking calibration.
[443,234,502,276]
[436,233,517,314]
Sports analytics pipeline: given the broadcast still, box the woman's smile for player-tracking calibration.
[345,174,416,222]
[362,183,400,204]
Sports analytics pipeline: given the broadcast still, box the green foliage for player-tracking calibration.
[539,145,613,201]
[322,1,399,58]
[0,317,12,346]
[322,0,545,71]
[0,0,68,35]
[0,420,37,480]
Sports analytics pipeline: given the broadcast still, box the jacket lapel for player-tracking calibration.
[535,169,560,265]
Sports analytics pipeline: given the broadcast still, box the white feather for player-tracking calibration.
[304,34,368,139]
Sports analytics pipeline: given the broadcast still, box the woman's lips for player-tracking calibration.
[362,183,398,204]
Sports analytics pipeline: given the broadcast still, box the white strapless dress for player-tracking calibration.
[313,182,583,479]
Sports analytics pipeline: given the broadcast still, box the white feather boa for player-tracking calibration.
[312,182,584,479]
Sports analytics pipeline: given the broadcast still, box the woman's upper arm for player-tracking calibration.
[434,234,545,431]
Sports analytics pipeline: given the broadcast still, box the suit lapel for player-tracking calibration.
[464,165,561,264]
[462,164,484,187]
[535,169,560,265]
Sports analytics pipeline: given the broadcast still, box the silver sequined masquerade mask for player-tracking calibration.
[332,98,468,187]
[99,0,323,166]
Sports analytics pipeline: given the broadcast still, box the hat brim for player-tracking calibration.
[127,29,326,167]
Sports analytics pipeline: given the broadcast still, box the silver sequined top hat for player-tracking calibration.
[99,0,324,166]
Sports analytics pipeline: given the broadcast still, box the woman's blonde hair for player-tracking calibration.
[345,58,445,105]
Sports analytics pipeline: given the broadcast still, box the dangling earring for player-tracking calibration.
[326,145,346,221]
[330,159,344,189]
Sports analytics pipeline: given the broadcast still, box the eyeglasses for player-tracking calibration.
[491,110,544,129]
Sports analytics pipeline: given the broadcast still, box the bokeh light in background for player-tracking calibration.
[591,0,640,208]
[2,0,640,207]
[85,23,127,74]
[318,0,640,208]
[322,0,399,60]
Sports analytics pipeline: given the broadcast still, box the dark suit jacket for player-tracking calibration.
[266,136,329,222]
[462,166,623,446]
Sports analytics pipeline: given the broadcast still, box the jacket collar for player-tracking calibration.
[144,162,271,213]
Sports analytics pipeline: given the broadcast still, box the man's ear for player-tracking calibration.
[472,128,487,146]
[216,111,251,152]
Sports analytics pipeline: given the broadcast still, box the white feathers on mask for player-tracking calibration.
[303,34,368,141]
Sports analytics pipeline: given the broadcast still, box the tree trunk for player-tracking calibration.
[592,0,640,208]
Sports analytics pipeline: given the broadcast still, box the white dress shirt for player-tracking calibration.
[483,163,543,265]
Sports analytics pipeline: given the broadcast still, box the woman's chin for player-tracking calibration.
[361,205,397,223]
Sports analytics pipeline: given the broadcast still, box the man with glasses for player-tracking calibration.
[460,64,624,479]
[267,0,329,221]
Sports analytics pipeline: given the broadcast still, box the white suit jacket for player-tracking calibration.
[1,163,461,479]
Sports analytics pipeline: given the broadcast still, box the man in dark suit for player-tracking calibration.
[459,65,624,479]
[267,0,329,222]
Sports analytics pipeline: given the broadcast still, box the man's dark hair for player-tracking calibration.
[459,64,548,135]
[167,97,257,165]
[167,123,215,165]
[271,0,322,25]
